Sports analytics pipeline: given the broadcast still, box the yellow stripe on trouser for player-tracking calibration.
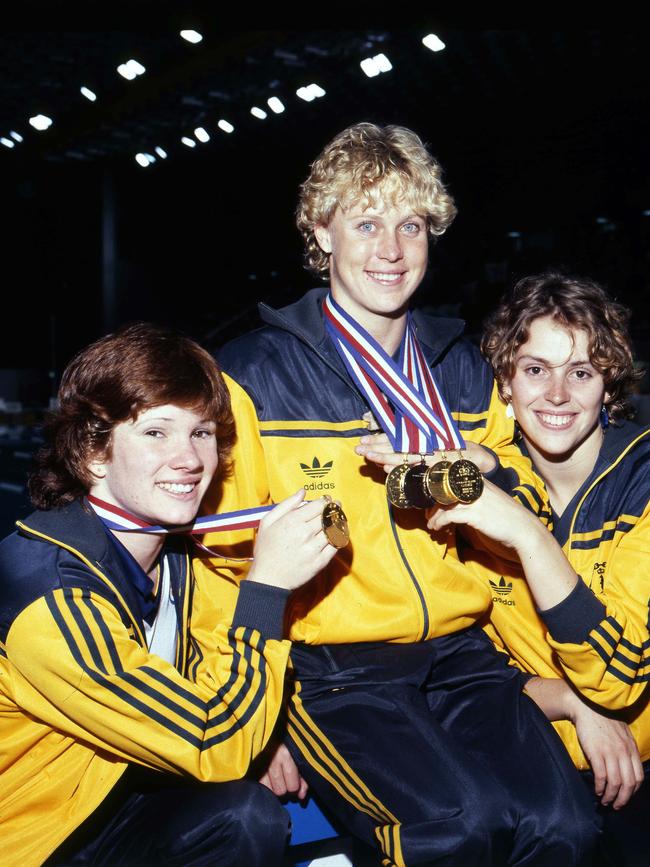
[288,686,404,867]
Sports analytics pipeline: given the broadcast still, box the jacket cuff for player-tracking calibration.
[233,580,290,640]
[540,579,607,644]
[482,447,519,494]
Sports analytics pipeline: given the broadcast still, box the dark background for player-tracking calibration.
[1,15,649,527]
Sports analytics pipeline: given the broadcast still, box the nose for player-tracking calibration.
[169,438,203,472]
[545,373,570,405]
[377,229,403,262]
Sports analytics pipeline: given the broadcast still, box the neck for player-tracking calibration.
[112,529,164,579]
[523,429,603,516]
[331,294,408,355]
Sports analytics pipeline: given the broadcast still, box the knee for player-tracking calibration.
[224,783,290,866]
[165,780,289,867]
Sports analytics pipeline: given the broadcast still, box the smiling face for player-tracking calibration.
[315,199,429,333]
[505,316,608,467]
[89,404,218,527]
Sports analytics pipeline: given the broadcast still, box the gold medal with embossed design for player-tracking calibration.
[389,456,483,509]
[386,458,412,508]
[321,496,350,548]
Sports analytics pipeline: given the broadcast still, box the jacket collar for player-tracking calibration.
[259,287,466,366]
[17,499,184,644]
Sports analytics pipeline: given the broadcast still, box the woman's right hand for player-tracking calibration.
[246,489,339,591]
[572,702,644,809]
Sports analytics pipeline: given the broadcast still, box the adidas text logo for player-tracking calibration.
[300,457,333,478]
[489,577,515,606]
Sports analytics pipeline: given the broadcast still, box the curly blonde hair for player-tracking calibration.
[481,272,643,422]
[297,123,457,276]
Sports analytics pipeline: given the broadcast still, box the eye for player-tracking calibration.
[144,428,164,438]
[571,369,593,381]
[192,427,216,439]
[524,365,545,377]
[357,221,376,233]
[401,221,422,235]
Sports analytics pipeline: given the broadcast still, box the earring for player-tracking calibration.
[600,405,609,430]
[505,402,515,419]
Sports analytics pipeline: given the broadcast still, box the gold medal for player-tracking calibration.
[388,455,484,509]
[446,458,484,503]
[386,459,412,508]
[321,497,350,548]
[422,460,457,505]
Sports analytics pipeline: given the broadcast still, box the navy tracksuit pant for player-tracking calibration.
[45,767,289,866]
[287,626,600,866]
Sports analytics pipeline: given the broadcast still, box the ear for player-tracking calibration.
[314,223,332,254]
[87,457,107,481]
[502,385,512,401]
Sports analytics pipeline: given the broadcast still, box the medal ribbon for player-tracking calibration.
[87,494,272,536]
[323,294,465,452]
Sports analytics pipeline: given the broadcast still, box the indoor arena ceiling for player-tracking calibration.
[1,25,647,173]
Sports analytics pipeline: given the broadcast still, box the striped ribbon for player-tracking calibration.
[323,294,465,452]
[88,494,271,536]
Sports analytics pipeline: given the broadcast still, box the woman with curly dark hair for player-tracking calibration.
[0,322,337,866]
[429,272,649,866]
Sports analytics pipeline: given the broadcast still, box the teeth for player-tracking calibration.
[157,482,195,493]
[366,271,402,282]
[539,414,573,427]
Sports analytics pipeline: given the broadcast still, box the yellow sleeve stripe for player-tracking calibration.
[258,419,366,432]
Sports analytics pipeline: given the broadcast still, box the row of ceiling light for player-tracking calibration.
[0,31,446,163]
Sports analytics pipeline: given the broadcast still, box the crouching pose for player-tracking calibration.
[0,323,337,866]
[421,272,649,865]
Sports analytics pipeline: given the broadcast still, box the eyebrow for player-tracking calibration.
[517,354,594,368]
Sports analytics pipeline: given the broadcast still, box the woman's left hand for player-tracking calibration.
[355,433,497,474]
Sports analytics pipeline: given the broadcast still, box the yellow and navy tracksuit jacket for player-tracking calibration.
[471,421,650,768]
[205,288,547,645]
[0,499,291,866]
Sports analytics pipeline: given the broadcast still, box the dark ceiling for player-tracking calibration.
[1,21,649,374]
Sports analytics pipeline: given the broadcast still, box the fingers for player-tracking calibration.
[264,489,306,525]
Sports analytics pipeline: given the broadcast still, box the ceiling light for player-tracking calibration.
[296,83,326,102]
[267,97,285,114]
[217,119,234,133]
[361,54,392,77]
[1,137,15,148]
[360,57,380,78]
[251,106,267,119]
[117,59,146,81]
[29,114,53,131]
[181,136,196,148]
[180,29,203,44]
[10,131,23,142]
[80,86,97,101]
[194,126,210,143]
[154,146,167,159]
[422,33,446,52]
[135,153,150,167]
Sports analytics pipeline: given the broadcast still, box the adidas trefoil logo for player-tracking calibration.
[300,457,333,478]
[489,577,515,606]
[489,577,512,596]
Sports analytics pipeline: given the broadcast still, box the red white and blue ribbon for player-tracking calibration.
[323,293,465,453]
[88,494,272,536]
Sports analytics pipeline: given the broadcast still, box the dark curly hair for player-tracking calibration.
[481,271,643,422]
[29,322,234,509]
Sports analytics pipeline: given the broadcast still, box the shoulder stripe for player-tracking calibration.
[258,419,365,432]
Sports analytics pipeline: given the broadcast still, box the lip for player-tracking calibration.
[534,411,577,430]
